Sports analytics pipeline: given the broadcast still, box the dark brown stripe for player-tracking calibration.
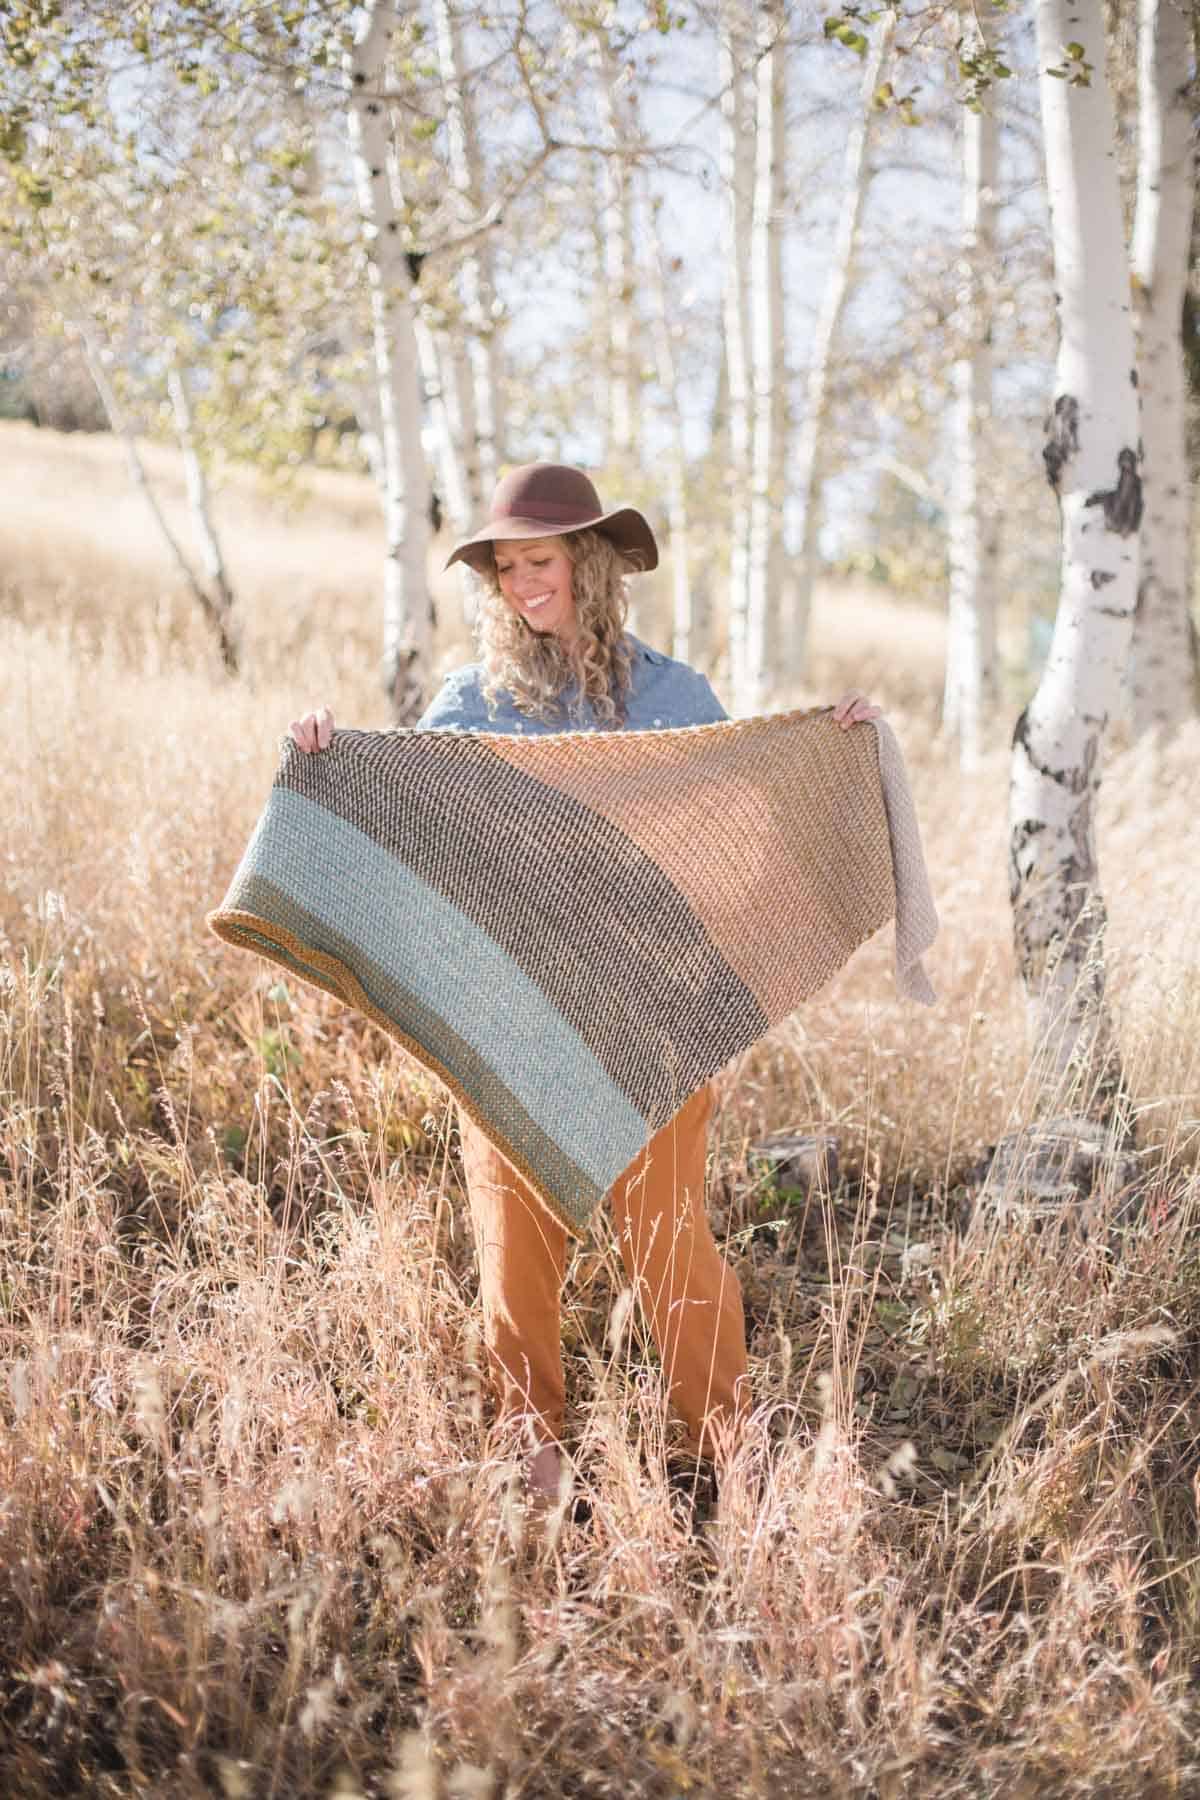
[275,731,767,1123]
[491,710,896,1023]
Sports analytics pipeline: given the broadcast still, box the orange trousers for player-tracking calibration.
[458,1084,751,1461]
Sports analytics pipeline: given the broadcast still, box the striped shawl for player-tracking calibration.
[208,708,937,1235]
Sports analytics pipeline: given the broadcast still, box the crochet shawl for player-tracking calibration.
[208,708,937,1236]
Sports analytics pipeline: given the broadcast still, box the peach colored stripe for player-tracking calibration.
[487,709,896,1020]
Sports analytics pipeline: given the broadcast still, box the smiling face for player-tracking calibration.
[492,537,578,645]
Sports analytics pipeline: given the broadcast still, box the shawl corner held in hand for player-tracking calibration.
[208,709,937,1235]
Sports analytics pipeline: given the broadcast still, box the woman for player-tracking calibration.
[291,462,881,1504]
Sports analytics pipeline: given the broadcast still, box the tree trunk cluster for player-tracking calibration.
[1007,0,1196,1113]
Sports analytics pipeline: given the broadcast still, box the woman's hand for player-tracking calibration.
[831,691,883,730]
[289,706,335,753]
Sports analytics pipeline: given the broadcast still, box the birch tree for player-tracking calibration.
[596,34,638,465]
[741,0,788,716]
[1009,8,1142,1110]
[943,20,1000,770]
[1129,0,1197,734]
[786,11,894,687]
[346,0,434,723]
[78,328,240,673]
[166,361,239,669]
[432,0,506,512]
[646,193,698,666]
[410,299,471,533]
[718,0,754,701]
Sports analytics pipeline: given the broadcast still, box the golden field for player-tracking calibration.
[2,420,1199,1797]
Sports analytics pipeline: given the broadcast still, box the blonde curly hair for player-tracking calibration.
[473,528,637,726]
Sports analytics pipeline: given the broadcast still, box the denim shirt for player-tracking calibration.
[414,633,729,735]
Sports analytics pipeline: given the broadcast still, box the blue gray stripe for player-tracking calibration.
[222,785,649,1192]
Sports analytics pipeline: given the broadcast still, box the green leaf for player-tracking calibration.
[17,173,52,208]
[0,111,28,161]
[256,1026,300,1077]
[1066,40,1085,57]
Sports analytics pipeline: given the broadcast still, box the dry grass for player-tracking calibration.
[2,423,1200,1797]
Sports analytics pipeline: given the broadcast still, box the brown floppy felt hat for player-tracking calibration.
[444,462,659,574]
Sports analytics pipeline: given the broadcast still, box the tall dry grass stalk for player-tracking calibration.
[1,425,1199,1795]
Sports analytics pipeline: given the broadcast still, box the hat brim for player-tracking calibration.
[444,506,659,575]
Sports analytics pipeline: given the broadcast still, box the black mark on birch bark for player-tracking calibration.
[1090,569,1115,590]
[1008,817,1045,905]
[1012,709,1085,791]
[1084,448,1143,536]
[1043,395,1079,492]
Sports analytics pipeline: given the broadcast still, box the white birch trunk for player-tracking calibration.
[412,309,471,533]
[77,327,238,673]
[742,1,787,715]
[786,14,893,686]
[380,92,470,538]
[586,158,610,437]
[1129,0,1197,734]
[352,379,387,492]
[718,0,753,700]
[432,0,505,506]
[346,0,434,723]
[443,328,480,523]
[709,335,729,462]
[424,327,482,627]
[944,30,1000,770]
[598,45,637,464]
[646,191,696,666]
[1009,0,1142,1108]
[166,360,240,672]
